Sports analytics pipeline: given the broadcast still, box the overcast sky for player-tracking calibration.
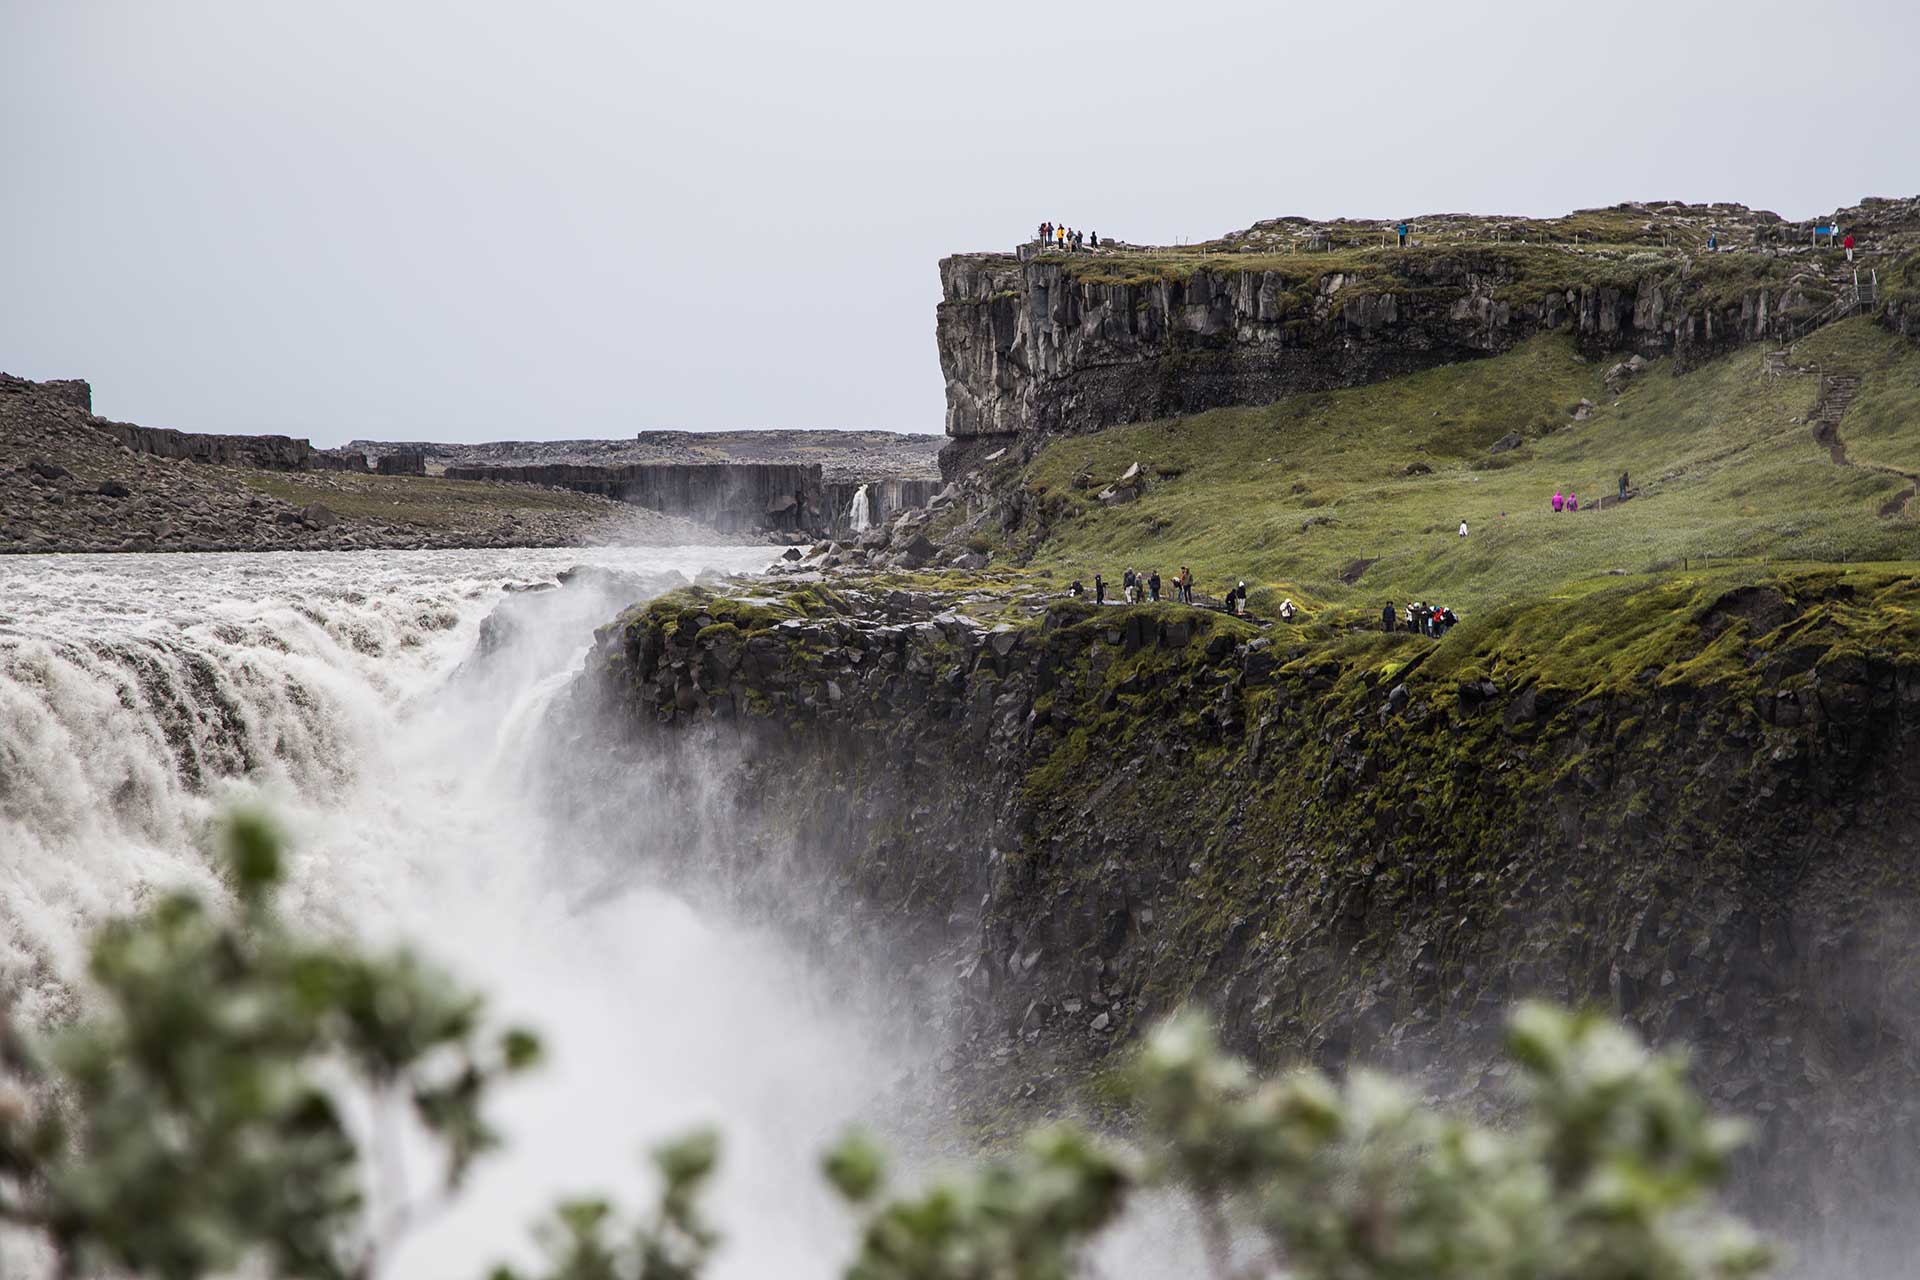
[2,0,1913,446]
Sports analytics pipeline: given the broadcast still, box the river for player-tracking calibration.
[0,546,931,1278]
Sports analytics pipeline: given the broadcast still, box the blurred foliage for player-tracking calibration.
[489,1131,721,1280]
[0,812,1771,1279]
[0,810,541,1280]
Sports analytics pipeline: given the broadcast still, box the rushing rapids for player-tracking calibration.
[0,547,928,1279]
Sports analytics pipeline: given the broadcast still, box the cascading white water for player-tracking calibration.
[0,547,927,1278]
[847,484,872,533]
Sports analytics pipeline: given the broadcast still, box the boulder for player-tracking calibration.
[954,551,990,570]
[300,502,341,529]
[97,479,132,498]
[897,533,937,569]
[1117,462,1142,486]
[1402,462,1432,476]
[781,547,802,561]
[1488,431,1524,455]
[28,459,70,482]
[1572,398,1594,421]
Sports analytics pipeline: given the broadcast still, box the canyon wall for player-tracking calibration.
[444,461,828,533]
[937,249,1826,464]
[582,574,1920,1231]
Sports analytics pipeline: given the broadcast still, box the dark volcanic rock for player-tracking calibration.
[580,572,1920,1242]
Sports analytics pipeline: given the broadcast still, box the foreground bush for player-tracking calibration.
[0,820,1771,1279]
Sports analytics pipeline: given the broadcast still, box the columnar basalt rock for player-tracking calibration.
[443,461,829,533]
[937,251,1817,459]
[937,197,1920,474]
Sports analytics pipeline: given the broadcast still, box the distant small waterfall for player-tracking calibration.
[847,484,873,533]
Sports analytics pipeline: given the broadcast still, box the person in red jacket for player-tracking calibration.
[1844,232,1856,263]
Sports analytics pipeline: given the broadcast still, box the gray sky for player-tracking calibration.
[2,0,1913,447]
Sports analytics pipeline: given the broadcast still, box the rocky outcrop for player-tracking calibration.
[444,461,829,533]
[312,449,370,473]
[0,374,698,554]
[374,451,426,476]
[937,250,1823,457]
[92,416,316,470]
[584,572,1920,1233]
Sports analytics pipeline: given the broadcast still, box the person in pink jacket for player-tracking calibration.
[1552,490,1565,512]
[1568,492,1579,512]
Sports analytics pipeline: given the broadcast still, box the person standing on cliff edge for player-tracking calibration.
[1093,571,1105,604]
[1397,221,1409,248]
[1845,232,1856,263]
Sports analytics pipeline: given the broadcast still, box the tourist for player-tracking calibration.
[1708,230,1717,251]
[1181,566,1193,604]
[1122,566,1136,604]
[1039,221,1051,244]
[1382,601,1395,633]
[1844,232,1855,263]
[1458,519,1468,538]
[1619,470,1629,499]
[1405,602,1418,632]
[1235,581,1249,616]
[1148,570,1161,602]
[1057,226,1066,249]
[1094,571,1105,604]
[1279,598,1296,622]
[1552,490,1565,513]
[1397,221,1409,248]
[1069,578,1084,597]
[1568,492,1579,512]
[1090,231,1099,248]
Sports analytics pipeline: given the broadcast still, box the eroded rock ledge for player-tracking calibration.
[585,570,1920,1226]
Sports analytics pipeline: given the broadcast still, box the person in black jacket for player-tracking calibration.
[1148,570,1161,602]
[1382,602,1395,633]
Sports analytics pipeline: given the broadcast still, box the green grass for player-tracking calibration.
[1014,318,1920,619]
[1805,320,1920,475]
[237,472,613,528]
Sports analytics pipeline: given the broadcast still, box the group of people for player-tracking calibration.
[1037,221,1098,252]
[1385,601,1457,637]
[1066,566,1249,613]
[1553,473,1629,513]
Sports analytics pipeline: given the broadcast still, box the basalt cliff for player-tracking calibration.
[938,197,1920,474]
[573,571,1920,1252]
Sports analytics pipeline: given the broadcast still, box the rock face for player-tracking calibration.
[823,478,942,535]
[936,196,1920,473]
[93,415,317,470]
[444,461,830,534]
[584,573,1920,1236]
[937,251,1815,460]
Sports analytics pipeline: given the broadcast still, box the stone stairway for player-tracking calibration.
[1810,371,1861,463]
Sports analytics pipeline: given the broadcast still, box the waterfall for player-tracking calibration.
[0,545,917,1280]
[847,483,873,533]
